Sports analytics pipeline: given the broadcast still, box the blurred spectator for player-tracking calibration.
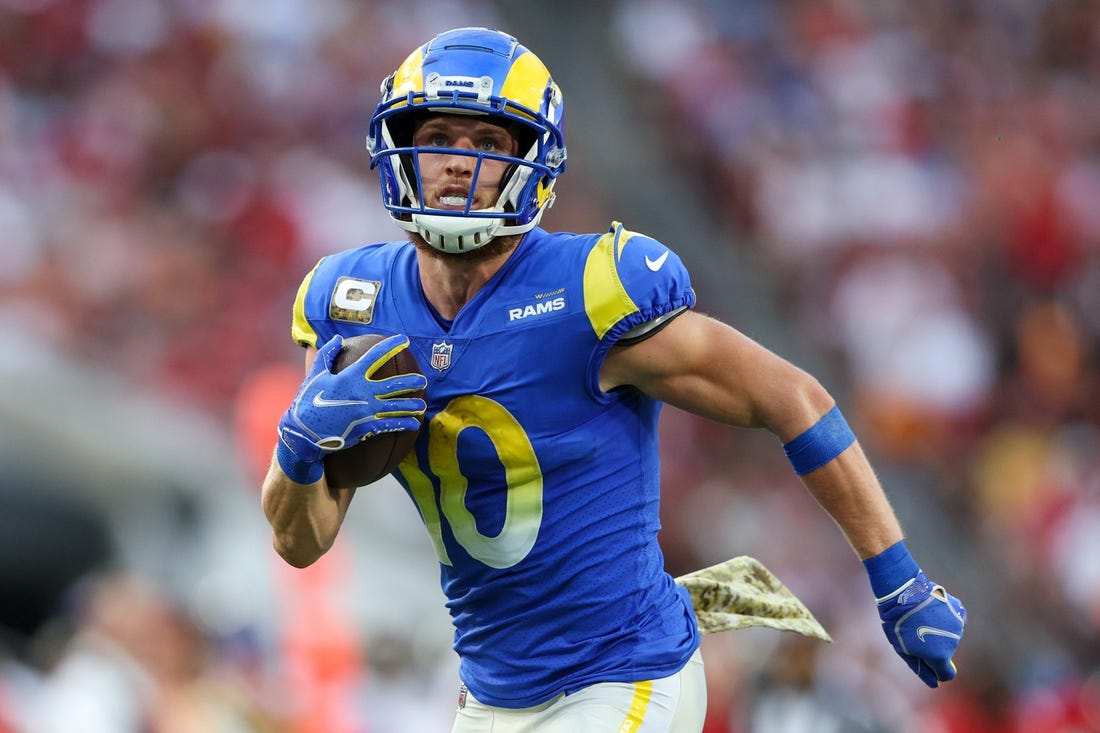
[16,573,285,733]
[15,573,180,733]
[745,635,882,732]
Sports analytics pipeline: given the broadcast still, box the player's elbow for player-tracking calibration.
[766,367,838,439]
[272,533,330,568]
[794,369,836,414]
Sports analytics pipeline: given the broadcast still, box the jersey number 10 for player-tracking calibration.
[398,395,545,570]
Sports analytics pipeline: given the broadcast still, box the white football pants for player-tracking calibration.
[450,649,706,733]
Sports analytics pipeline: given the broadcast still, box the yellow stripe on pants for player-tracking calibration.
[617,680,653,733]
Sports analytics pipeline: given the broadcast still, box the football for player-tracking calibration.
[322,333,425,488]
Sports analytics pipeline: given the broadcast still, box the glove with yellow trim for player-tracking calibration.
[276,334,427,484]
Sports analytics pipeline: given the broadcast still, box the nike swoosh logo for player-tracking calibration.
[312,392,368,408]
[916,626,962,643]
[645,251,669,271]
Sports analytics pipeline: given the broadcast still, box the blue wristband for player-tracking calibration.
[782,405,856,475]
[862,540,921,599]
[276,439,325,485]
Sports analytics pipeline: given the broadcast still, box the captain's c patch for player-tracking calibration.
[329,276,381,323]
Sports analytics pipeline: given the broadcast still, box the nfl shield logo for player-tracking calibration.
[431,341,453,372]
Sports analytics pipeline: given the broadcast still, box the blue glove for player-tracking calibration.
[864,541,966,688]
[277,334,427,484]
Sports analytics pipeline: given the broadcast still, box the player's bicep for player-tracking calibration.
[601,310,817,432]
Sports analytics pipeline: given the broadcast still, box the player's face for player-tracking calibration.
[411,115,520,212]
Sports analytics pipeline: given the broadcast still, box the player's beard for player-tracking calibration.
[409,231,523,263]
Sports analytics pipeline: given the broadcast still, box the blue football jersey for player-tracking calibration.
[290,223,700,708]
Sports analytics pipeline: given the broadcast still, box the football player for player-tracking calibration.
[262,27,966,732]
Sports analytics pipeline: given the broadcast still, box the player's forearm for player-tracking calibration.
[261,451,347,567]
[798,442,904,559]
[755,374,903,558]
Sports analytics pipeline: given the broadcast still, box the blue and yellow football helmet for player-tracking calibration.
[367,27,567,253]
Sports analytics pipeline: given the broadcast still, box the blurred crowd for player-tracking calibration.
[0,0,503,411]
[0,0,1098,731]
[615,0,1100,731]
[0,1,495,731]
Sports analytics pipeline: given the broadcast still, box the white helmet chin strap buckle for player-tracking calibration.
[410,213,503,254]
[406,205,549,254]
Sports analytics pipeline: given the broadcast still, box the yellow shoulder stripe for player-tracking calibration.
[290,261,321,348]
[583,222,640,339]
